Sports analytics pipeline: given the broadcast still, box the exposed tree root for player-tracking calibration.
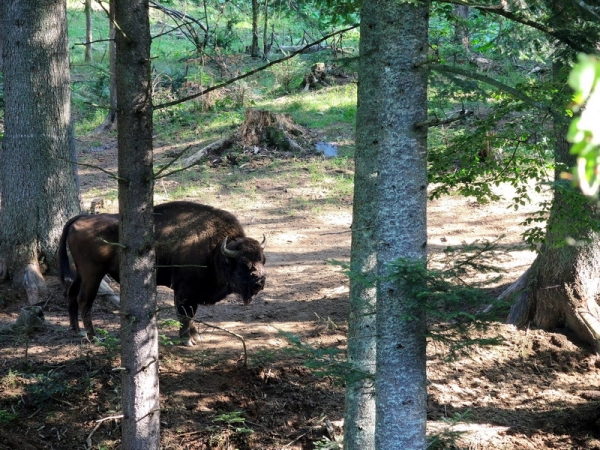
[23,263,48,305]
[503,235,600,351]
[501,268,531,327]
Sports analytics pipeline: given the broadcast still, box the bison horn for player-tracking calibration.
[260,234,267,249]
[221,237,242,258]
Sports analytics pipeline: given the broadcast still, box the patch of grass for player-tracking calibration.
[0,409,18,424]
[212,411,254,435]
[250,348,281,366]
[0,369,20,389]
[268,58,309,94]
[26,372,70,403]
[262,83,357,130]
[95,328,121,355]
[314,436,343,450]
[83,187,118,203]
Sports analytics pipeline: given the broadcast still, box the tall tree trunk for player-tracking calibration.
[114,0,159,447]
[454,6,470,53]
[0,0,80,301]
[94,1,117,132]
[262,0,269,57]
[373,0,429,448]
[0,6,4,72]
[343,7,378,445]
[84,0,92,62]
[344,1,429,449]
[250,0,259,57]
[506,60,600,350]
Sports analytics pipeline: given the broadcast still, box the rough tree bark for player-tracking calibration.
[505,54,600,351]
[114,0,160,447]
[343,7,378,447]
[373,0,429,448]
[344,1,429,449]
[506,72,600,350]
[0,6,4,72]
[0,0,80,303]
[504,0,600,350]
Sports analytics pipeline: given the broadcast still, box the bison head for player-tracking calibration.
[221,236,267,304]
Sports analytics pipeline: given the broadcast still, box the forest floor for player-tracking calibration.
[1,138,600,449]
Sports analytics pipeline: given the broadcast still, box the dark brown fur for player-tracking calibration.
[58,201,266,344]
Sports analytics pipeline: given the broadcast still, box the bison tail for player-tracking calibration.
[58,215,82,285]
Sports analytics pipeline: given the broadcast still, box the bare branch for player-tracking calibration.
[63,159,126,182]
[153,145,191,179]
[94,0,130,43]
[573,0,600,21]
[86,414,124,449]
[192,317,248,367]
[154,138,231,179]
[149,0,208,33]
[151,20,198,41]
[415,109,474,128]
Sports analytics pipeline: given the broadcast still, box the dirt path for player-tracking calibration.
[1,146,600,449]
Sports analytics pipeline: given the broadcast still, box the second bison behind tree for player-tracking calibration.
[59,201,267,345]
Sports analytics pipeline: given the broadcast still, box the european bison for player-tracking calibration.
[59,201,267,345]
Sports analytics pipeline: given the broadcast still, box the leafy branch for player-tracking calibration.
[431,64,559,120]
[435,0,593,53]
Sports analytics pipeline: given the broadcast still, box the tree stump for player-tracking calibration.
[238,109,307,150]
[182,109,311,165]
[14,306,45,335]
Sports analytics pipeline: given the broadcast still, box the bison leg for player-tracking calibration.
[177,303,199,346]
[67,276,82,332]
[78,278,103,339]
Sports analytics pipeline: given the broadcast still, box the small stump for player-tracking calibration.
[14,306,45,335]
[182,109,312,165]
[238,109,308,151]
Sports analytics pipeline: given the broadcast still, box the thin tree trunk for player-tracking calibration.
[84,0,92,62]
[343,13,378,445]
[454,6,470,54]
[250,0,259,57]
[262,0,269,57]
[0,0,80,297]
[0,6,4,72]
[114,0,159,447]
[94,1,117,132]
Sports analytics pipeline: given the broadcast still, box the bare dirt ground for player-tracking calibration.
[2,140,600,449]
